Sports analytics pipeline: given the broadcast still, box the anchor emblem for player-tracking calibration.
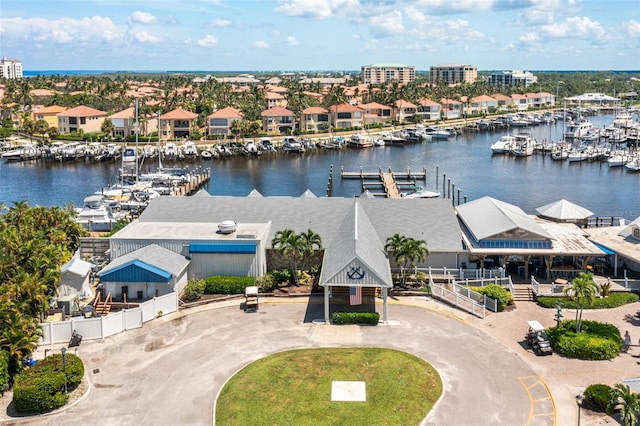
[347,266,365,280]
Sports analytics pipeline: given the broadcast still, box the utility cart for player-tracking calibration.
[244,286,259,312]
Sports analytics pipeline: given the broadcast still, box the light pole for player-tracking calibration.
[576,394,584,426]
[61,347,68,394]
[555,81,564,108]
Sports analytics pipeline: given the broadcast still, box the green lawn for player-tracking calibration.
[216,347,442,425]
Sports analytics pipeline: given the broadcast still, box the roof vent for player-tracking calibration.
[218,220,238,234]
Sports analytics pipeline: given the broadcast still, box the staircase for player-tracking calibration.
[512,284,535,302]
[93,292,112,316]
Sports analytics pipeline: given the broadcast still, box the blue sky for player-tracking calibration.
[1,0,638,71]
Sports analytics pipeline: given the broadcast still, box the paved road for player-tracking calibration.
[6,297,552,426]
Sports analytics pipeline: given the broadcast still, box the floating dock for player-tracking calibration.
[340,166,427,198]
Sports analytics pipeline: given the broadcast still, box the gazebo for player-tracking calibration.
[319,201,393,323]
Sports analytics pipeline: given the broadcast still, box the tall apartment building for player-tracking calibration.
[488,70,538,87]
[361,64,416,84]
[429,64,477,86]
[0,57,23,79]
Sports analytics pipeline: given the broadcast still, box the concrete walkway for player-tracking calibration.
[4,295,637,425]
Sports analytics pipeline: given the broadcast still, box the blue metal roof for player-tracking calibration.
[593,242,615,255]
[99,260,173,283]
[189,242,256,254]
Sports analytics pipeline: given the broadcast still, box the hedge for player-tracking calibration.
[470,284,513,311]
[584,383,614,412]
[332,312,380,325]
[203,276,256,294]
[537,292,639,309]
[547,320,622,360]
[13,353,84,414]
[0,350,8,395]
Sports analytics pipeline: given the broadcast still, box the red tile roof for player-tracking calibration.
[418,99,441,106]
[108,107,135,119]
[328,104,363,113]
[160,107,198,120]
[33,105,67,114]
[208,106,243,119]
[395,99,417,108]
[301,107,328,114]
[57,105,107,117]
[261,106,294,117]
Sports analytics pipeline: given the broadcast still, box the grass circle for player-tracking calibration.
[215,347,442,425]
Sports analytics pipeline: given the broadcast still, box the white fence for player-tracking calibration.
[430,281,486,319]
[39,292,178,346]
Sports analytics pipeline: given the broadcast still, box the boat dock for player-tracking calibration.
[340,166,427,198]
[170,167,212,196]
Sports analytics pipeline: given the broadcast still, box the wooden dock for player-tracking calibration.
[342,166,427,198]
[171,168,212,196]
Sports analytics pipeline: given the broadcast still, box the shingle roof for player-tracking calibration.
[98,244,189,277]
[136,196,464,253]
[536,199,594,221]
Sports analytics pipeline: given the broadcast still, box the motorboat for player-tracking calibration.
[259,137,275,152]
[567,147,591,162]
[348,133,374,148]
[122,147,138,163]
[282,137,304,153]
[425,126,453,140]
[1,144,38,161]
[625,157,640,172]
[607,151,632,167]
[74,195,119,232]
[564,119,595,140]
[163,142,179,159]
[490,135,515,154]
[400,187,441,199]
[245,141,261,155]
[182,141,198,158]
[511,133,535,157]
[200,149,213,160]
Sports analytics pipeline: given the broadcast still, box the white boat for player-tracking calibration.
[512,133,535,157]
[1,144,38,161]
[425,126,453,140]
[244,141,260,155]
[282,137,304,153]
[625,158,640,172]
[200,149,213,160]
[348,133,374,148]
[401,187,441,199]
[490,135,515,154]
[607,151,632,167]
[122,147,138,163]
[75,195,119,232]
[567,147,591,162]
[551,149,568,161]
[163,142,179,159]
[564,119,595,140]
[142,144,157,159]
[182,141,198,157]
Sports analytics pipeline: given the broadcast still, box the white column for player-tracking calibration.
[382,287,388,323]
[324,286,330,323]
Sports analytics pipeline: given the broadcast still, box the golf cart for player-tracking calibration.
[526,320,553,356]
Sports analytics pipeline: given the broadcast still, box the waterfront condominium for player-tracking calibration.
[0,57,23,79]
[429,64,477,86]
[361,64,416,84]
[488,70,538,88]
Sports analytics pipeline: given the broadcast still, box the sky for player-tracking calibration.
[1,0,639,72]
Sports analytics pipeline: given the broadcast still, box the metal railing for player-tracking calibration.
[450,281,498,312]
[430,280,486,319]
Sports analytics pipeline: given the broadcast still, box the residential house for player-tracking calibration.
[440,98,462,119]
[266,91,287,109]
[57,105,107,134]
[394,100,417,122]
[358,102,392,126]
[261,106,295,134]
[416,99,441,121]
[32,105,67,128]
[207,106,244,136]
[468,95,498,115]
[526,92,553,109]
[159,107,199,140]
[490,93,513,112]
[511,94,529,111]
[300,106,330,133]
[328,104,364,129]
[108,107,158,138]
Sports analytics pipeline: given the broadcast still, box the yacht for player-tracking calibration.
[74,195,119,232]
[122,147,138,163]
[163,142,179,159]
[182,141,198,158]
[348,133,374,148]
[282,137,304,153]
[511,133,535,157]
[564,119,595,140]
[490,135,515,154]
[381,132,405,146]
[1,144,38,161]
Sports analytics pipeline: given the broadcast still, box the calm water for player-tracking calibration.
[2,113,640,220]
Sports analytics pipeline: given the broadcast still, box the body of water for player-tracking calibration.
[2,113,639,220]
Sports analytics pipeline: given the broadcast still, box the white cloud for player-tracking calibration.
[540,16,607,41]
[198,35,218,47]
[275,0,334,19]
[255,40,269,48]
[368,10,404,35]
[352,33,361,40]
[286,36,299,46]
[1,16,123,44]
[519,32,539,43]
[132,31,160,43]
[209,19,231,27]
[51,30,73,44]
[622,20,640,38]
[130,11,158,25]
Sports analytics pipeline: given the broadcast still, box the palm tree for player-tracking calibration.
[385,234,429,286]
[563,272,599,332]
[271,229,304,285]
[299,229,322,270]
[607,384,640,426]
[101,118,115,140]
[0,307,41,383]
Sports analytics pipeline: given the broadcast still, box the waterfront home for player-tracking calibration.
[526,92,554,109]
[469,95,498,115]
[328,104,364,129]
[440,98,462,119]
[417,99,442,121]
[266,91,287,109]
[511,94,529,111]
[300,106,330,133]
[394,99,418,122]
[358,102,392,126]
[261,106,295,134]
[159,107,198,140]
[108,107,158,138]
[32,105,68,128]
[490,93,513,112]
[207,106,243,136]
[57,105,107,134]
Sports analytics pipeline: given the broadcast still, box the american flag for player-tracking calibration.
[349,286,362,306]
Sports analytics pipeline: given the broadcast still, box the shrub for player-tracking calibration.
[183,278,206,301]
[255,274,277,292]
[547,320,621,360]
[270,269,292,285]
[12,353,84,414]
[584,384,614,412]
[472,284,513,311]
[297,271,313,287]
[203,276,256,294]
[0,350,8,395]
[537,292,639,309]
[332,312,380,325]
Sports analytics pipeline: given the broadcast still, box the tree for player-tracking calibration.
[0,306,41,383]
[271,229,304,285]
[607,383,640,426]
[384,234,429,286]
[563,272,599,333]
[33,119,49,140]
[101,118,115,140]
[299,229,322,270]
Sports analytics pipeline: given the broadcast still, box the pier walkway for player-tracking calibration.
[340,166,427,198]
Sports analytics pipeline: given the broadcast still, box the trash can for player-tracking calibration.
[137,290,144,300]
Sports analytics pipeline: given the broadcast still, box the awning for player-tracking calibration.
[189,242,256,254]
[593,242,615,255]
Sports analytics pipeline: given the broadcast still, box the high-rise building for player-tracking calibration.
[488,70,538,87]
[361,64,416,84]
[429,64,477,85]
[0,57,23,79]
